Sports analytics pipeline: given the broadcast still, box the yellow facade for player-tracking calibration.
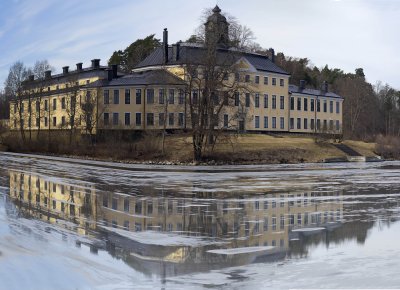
[9,57,343,135]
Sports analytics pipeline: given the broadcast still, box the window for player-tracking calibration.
[136,113,141,126]
[304,98,308,111]
[264,116,268,128]
[317,99,321,112]
[280,96,284,109]
[245,74,250,83]
[223,114,229,128]
[104,113,109,125]
[113,113,119,125]
[280,79,284,86]
[311,119,315,130]
[290,97,294,110]
[297,97,301,110]
[159,89,164,104]
[255,94,260,108]
[280,117,284,129]
[125,89,131,104]
[255,116,260,128]
[311,99,315,111]
[147,113,154,126]
[61,97,66,109]
[255,75,260,84]
[272,216,277,230]
[264,76,268,85]
[245,93,250,107]
[336,120,340,131]
[85,91,91,102]
[136,89,142,104]
[317,119,321,130]
[45,100,48,111]
[272,78,276,86]
[290,118,294,129]
[323,100,327,112]
[168,113,174,126]
[297,118,301,129]
[147,89,154,104]
[336,101,340,114]
[178,90,184,104]
[272,95,276,109]
[53,116,57,127]
[104,90,109,104]
[53,99,57,110]
[44,117,48,127]
[192,90,198,104]
[61,116,66,126]
[330,101,333,113]
[264,94,268,108]
[112,198,118,210]
[159,113,165,126]
[125,113,130,126]
[234,92,239,106]
[272,117,276,129]
[323,120,328,130]
[329,120,334,130]
[304,118,308,130]
[169,89,175,104]
[113,90,119,104]
[36,118,39,127]
[178,113,184,126]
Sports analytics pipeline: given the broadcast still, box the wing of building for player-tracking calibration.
[9,5,343,136]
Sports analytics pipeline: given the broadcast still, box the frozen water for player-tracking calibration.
[1,152,400,289]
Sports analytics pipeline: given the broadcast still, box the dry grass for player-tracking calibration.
[159,134,349,164]
[1,130,380,164]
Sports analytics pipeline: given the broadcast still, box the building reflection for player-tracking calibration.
[8,170,344,277]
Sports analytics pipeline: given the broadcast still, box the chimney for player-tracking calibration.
[111,64,118,79]
[163,28,169,64]
[300,80,305,90]
[62,66,69,75]
[269,48,275,63]
[76,63,83,71]
[107,69,113,81]
[28,75,34,82]
[323,81,328,94]
[91,59,100,69]
[45,70,52,79]
[173,42,181,61]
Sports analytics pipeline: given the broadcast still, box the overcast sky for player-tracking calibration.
[0,0,399,89]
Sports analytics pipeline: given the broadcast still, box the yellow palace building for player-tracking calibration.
[9,6,343,136]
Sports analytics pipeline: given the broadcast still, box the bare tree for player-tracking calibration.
[183,45,251,161]
[81,88,106,145]
[4,61,30,144]
[190,8,260,51]
[64,75,81,145]
[31,60,53,140]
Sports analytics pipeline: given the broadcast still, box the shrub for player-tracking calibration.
[375,135,400,159]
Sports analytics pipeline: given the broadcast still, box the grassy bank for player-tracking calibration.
[0,131,378,164]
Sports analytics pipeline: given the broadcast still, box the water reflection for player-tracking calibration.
[6,169,348,279]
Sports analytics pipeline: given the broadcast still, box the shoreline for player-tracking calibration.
[0,150,386,170]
